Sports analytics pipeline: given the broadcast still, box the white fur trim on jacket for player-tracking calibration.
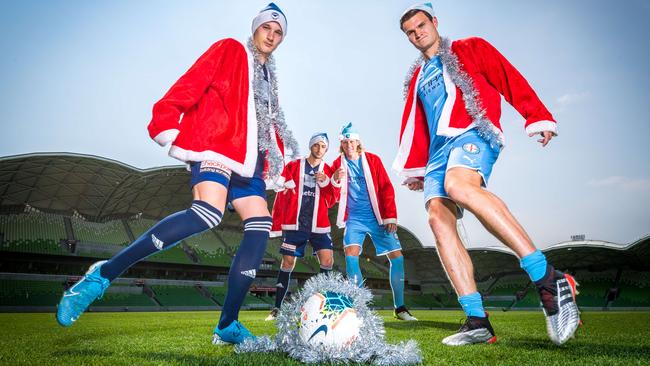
[153,129,180,146]
[525,120,557,136]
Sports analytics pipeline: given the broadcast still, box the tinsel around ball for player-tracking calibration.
[235,272,422,365]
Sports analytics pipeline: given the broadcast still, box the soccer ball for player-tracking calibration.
[298,291,361,348]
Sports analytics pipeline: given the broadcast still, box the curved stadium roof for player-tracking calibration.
[1,153,648,278]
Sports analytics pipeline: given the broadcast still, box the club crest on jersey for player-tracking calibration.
[462,143,480,154]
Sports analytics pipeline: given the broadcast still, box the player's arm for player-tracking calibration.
[329,157,343,202]
[465,37,557,145]
[319,164,337,209]
[147,39,243,146]
[374,155,398,230]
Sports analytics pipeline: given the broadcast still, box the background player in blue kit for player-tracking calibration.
[56,3,300,346]
[331,123,417,321]
[266,133,336,320]
[394,3,580,345]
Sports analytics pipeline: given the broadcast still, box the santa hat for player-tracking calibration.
[251,2,287,36]
[339,122,360,141]
[309,132,329,149]
[401,2,435,19]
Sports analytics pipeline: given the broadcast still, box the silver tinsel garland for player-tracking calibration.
[235,272,422,365]
[403,37,504,149]
[247,38,300,180]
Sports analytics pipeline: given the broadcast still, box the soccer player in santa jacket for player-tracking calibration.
[56,3,300,345]
[265,132,336,320]
[395,3,580,345]
[331,122,417,321]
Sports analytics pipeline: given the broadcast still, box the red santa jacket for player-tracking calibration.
[147,38,285,180]
[331,152,397,228]
[393,37,556,180]
[270,158,336,237]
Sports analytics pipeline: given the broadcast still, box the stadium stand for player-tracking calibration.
[0,279,63,307]
[0,212,66,255]
[150,285,215,307]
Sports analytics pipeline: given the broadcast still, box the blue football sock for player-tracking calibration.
[458,292,486,318]
[389,256,405,308]
[100,200,222,281]
[520,250,548,282]
[274,268,292,308]
[218,216,272,330]
[345,255,363,287]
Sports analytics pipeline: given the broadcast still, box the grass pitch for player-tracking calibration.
[1,310,649,365]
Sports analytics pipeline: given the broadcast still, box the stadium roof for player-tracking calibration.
[1,152,648,277]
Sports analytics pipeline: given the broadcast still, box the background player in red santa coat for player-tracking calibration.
[396,3,579,346]
[56,3,299,346]
[331,122,417,321]
[265,132,336,321]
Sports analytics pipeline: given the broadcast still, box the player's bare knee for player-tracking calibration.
[319,256,333,268]
[281,256,296,271]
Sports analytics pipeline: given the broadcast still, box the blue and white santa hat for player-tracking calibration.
[339,122,360,141]
[252,2,287,36]
[401,2,435,19]
[309,132,329,149]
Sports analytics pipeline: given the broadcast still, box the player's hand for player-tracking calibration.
[314,172,327,183]
[384,223,397,233]
[407,180,424,191]
[333,168,345,183]
[529,131,554,147]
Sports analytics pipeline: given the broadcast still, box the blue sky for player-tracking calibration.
[1,1,649,248]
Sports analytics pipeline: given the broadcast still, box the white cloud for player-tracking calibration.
[588,176,650,191]
[556,91,590,110]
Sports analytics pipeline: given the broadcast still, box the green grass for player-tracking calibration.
[1,310,649,365]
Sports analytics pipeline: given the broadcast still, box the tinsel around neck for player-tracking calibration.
[403,37,504,148]
[246,38,300,179]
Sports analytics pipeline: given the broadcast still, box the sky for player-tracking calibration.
[1,0,649,248]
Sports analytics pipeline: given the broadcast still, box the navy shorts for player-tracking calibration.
[189,157,266,203]
[280,230,333,258]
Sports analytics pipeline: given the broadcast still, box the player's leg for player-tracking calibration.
[315,249,334,273]
[311,232,334,273]
[444,136,579,344]
[56,167,228,327]
[427,197,495,345]
[343,221,366,286]
[266,254,296,321]
[368,222,416,321]
[213,194,271,344]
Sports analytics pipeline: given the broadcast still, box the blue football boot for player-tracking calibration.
[56,260,110,327]
[212,320,256,345]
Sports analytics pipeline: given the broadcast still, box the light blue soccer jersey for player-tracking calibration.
[345,157,376,223]
[417,56,451,173]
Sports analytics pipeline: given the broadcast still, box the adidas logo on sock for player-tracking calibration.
[276,283,284,289]
[241,269,256,279]
[151,234,164,250]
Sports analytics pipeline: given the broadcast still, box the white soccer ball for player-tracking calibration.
[298,291,361,348]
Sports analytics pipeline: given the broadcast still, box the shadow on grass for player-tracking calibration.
[384,320,459,331]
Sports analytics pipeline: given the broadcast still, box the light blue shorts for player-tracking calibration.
[343,219,402,256]
[424,129,500,208]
